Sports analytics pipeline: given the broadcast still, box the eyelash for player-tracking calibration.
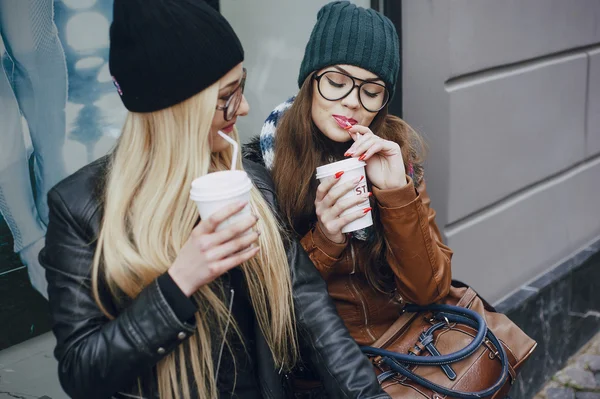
[363,90,380,98]
[327,77,345,88]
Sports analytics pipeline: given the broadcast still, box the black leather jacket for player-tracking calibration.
[40,156,388,399]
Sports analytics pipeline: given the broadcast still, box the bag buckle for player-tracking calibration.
[442,315,450,327]
[373,356,385,367]
[485,338,500,359]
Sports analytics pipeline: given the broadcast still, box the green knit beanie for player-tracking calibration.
[298,1,400,99]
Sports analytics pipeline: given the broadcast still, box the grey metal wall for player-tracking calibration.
[401,0,600,303]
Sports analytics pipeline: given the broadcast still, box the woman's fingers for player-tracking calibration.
[347,135,378,158]
[337,207,371,228]
[321,175,364,207]
[193,201,248,235]
[345,125,401,160]
[204,230,261,262]
[346,133,376,156]
[316,174,343,202]
[171,202,262,293]
[345,125,373,151]
[321,205,370,234]
[210,246,261,276]
[357,141,385,161]
[325,189,370,218]
[347,124,373,137]
[195,214,258,251]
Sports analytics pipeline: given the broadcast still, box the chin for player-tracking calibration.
[324,129,353,143]
[209,137,231,153]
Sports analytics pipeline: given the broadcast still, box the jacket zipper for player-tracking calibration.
[215,287,235,382]
[215,283,278,399]
[348,239,376,342]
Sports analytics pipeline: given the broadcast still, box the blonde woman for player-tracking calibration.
[39,1,388,399]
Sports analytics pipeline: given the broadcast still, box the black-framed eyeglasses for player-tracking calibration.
[313,70,389,112]
[216,68,247,121]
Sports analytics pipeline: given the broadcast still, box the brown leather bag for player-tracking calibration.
[364,283,537,399]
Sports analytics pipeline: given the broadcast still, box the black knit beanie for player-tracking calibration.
[109,0,244,113]
[298,1,400,99]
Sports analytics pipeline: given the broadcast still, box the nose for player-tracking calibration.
[341,85,360,110]
[237,94,250,117]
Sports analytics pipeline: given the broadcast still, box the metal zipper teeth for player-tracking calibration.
[349,240,376,342]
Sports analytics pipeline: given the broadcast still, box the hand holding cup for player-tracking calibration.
[169,201,260,297]
[315,158,374,243]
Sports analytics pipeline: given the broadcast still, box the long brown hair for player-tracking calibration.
[271,74,426,295]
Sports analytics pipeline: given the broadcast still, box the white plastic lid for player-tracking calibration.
[315,157,366,180]
[190,170,252,201]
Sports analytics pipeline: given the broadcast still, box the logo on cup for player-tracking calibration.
[355,184,367,196]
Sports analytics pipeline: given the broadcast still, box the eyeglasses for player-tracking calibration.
[216,68,247,121]
[313,70,389,113]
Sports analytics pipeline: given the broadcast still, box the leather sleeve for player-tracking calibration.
[286,239,389,399]
[372,176,453,305]
[299,223,347,281]
[250,165,389,399]
[40,188,196,399]
[157,272,198,323]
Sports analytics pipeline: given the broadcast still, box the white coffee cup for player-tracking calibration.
[190,170,253,231]
[315,157,373,233]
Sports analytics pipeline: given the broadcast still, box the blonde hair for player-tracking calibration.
[92,83,297,399]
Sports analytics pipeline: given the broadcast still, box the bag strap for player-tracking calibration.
[451,280,497,312]
[361,304,487,365]
[371,311,419,349]
[455,287,478,308]
[361,305,509,399]
[380,321,509,399]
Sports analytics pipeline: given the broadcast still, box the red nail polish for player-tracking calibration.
[363,207,372,214]
[358,154,366,161]
[367,192,372,197]
[359,176,364,182]
[344,152,352,157]
[335,171,344,179]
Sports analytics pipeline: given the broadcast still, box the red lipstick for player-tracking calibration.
[332,115,357,130]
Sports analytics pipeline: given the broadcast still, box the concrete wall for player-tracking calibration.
[401,0,600,303]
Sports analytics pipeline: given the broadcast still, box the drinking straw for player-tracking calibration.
[217,130,238,170]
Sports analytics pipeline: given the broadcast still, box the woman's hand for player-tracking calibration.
[314,173,372,244]
[169,201,260,296]
[345,125,407,190]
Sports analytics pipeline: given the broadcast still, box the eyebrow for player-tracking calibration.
[219,75,242,93]
[332,65,383,83]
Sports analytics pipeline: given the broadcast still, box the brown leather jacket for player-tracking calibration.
[300,176,453,346]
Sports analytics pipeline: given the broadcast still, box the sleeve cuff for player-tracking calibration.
[157,272,198,323]
[372,175,418,209]
[310,223,348,260]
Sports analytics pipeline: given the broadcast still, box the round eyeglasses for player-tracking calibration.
[216,68,247,121]
[313,70,389,113]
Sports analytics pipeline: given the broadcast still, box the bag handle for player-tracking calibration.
[379,319,508,398]
[361,304,509,399]
[361,304,487,365]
